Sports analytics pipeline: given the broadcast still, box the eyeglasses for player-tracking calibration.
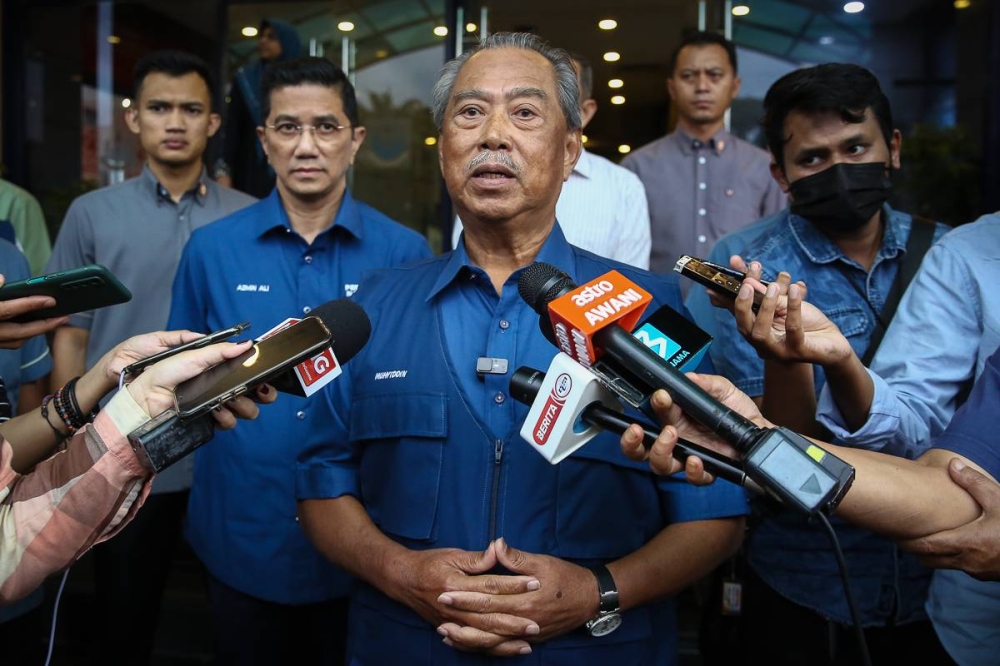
[264,122,351,141]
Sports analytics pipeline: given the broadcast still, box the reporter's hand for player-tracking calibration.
[620,373,765,480]
[0,275,70,348]
[88,330,204,393]
[900,458,1000,581]
[125,339,256,419]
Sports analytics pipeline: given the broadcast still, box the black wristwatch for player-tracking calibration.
[584,564,622,637]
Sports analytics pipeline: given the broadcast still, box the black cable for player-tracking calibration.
[816,511,872,666]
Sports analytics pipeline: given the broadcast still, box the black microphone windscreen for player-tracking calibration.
[517,262,575,314]
[308,299,371,364]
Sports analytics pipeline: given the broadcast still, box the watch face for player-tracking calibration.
[588,612,623,637]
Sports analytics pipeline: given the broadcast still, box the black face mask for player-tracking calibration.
[788,162,893,233]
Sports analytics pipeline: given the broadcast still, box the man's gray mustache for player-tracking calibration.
[467,151,521,173]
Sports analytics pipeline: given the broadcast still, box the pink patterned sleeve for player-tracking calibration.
[0,410,152,604]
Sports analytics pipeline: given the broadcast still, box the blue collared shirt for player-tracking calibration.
[168,187,431,604]
[297,224,748,663]
[686,205,951,626]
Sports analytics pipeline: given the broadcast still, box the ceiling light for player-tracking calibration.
[611,95,625,105]
[338,21,355,32]
[843,2,865,13]
[424,137,438,146]
[107,35,121,44]
[608,79,624,89]
[241,26,258,37]
[732,5,750,16]
[466,22,478,32]
[581,135,589,144]
[618,144,631,154]
[819,36,835,45]
[433,26,448,37]
[598,19,617,30]
[954,0,971,7]
[603,51,621,62]
[121,98,131,108]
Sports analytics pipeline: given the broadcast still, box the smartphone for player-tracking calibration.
[0,264,131,322]
[173,316,331,419]
[674,255,765,313]
[121,321,251,378]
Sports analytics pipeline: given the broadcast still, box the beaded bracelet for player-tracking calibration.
[52,377,100,434]
[40,395,69,443]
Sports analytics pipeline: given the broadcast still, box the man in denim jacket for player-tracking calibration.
[686,64,952,664]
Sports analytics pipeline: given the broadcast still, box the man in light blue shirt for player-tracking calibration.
[815,212,1000,664]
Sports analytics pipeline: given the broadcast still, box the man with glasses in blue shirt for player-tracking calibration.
[168,57,430,665]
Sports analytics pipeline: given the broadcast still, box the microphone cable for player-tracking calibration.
[816,511,872,666]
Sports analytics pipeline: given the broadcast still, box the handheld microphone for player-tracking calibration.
[510,362,764,495]
[128,299,371,473]
[518,263,855,514]
[266,299,372,396]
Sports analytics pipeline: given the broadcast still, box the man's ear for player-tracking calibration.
[563,129,582,181]
[579,98,598,129]
[770,158,791,194]
[889,129,902,170]
[349,126,367,166]
[666,77,677,101]
[125,108,140,135]
[207,112,222,138]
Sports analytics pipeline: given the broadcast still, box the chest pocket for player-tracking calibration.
[824,306,870,341]
[350,392,448,542]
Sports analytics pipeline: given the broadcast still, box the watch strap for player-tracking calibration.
[589,564,620,613]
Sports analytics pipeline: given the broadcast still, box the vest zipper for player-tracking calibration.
[488,438,504,540]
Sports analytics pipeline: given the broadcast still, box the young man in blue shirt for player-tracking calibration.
[296,32,748,664]
[685,64,953,664]
[169,58,430,665]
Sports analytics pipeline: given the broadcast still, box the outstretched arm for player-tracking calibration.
[620,374,986,541]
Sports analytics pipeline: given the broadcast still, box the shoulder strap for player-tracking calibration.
[861,216,941,366]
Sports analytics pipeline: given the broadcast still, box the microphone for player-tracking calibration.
[510,361,764,495]
[518,263,855,515]
[266,299,372,396]
[128,299,371,473]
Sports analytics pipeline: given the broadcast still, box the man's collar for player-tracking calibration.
[427,223,577,301]
[787,204,906,264]
[671,127,731,157]
[253,187,364,240]
[143,163,212,205]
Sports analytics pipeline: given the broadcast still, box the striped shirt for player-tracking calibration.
[0,387,151,604]
[452,149,652,268]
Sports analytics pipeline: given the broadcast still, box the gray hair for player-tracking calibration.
[431,32,581,131]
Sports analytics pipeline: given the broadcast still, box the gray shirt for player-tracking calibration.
[47,165,256,492]
[622,128,786,278]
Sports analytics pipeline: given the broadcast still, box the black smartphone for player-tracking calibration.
[0,264,131,322]
[121,322,251,378]
[173,316,331,419]
[674,255,765,313]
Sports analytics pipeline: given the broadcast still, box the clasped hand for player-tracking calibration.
[397,539,597,657]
